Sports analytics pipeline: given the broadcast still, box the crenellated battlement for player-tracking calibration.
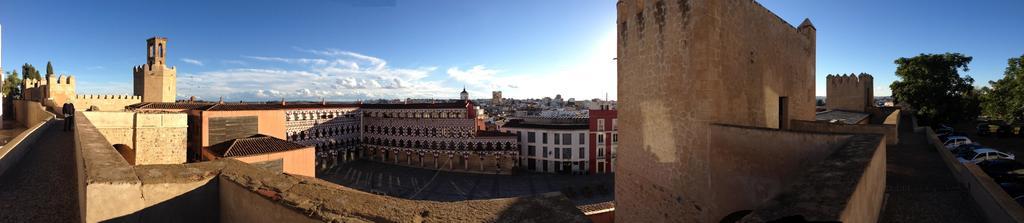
[826,73,873,86]
[132,63,177,73]
[75,94,142,100]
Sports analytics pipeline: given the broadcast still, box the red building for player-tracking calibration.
[588,108,617,174]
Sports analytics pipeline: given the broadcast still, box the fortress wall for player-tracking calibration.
[82,111,187,165]
[704,124,852,221]
[13,100,55,128]
[71,95,143,112]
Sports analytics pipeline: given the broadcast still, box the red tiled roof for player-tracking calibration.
[127,102,216,110]
[207,134,310,157]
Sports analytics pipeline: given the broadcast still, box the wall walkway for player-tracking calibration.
[0,119,81,222]
[879,110,981,222]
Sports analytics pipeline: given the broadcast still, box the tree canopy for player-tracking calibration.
[890,53,980,125]
[980,54,1024,122]
[46,61,54,75]
[3,71,22,98]
[21,63,41,80]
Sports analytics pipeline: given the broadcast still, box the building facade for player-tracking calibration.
[589,109,617,174]
[360,102,519,174]
[502,118,590,174]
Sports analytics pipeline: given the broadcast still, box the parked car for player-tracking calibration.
[978,159,1024,183]
[943,136,974,150]
[951,143,987,155]
[938,132,968,143]
[958,148,1016,164]
[1000,183,1024,207]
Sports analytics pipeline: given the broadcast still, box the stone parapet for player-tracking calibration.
[740,134,886,222]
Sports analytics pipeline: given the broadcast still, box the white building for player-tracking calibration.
[502,118,590,174]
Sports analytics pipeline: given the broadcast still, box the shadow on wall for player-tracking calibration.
[102,177,220,222]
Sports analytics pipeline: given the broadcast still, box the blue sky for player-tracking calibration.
[0,0,1022,101]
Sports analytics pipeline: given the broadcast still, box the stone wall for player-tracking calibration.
[71,95,143,112]
[616,0,818,222]
[81,111,187,165]
[826,73,873,112]
[702,124,853,221]
[791,114,899,145]
[13,99,55,128]
[73,113,588,222]
[741,134,886,222]
[0,117,54,177]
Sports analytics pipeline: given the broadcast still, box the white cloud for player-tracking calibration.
[181,58,204,66]
[178,50,455,101]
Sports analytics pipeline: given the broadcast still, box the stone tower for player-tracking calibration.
[460,87,469,101]
[133,37,177,103]
[826,73,874,112]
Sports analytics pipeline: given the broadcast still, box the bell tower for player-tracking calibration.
[133,37,177,103]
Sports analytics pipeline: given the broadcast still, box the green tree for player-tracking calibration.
[46,61,54,75]
[980,54,1024,122]
[890,53,980,125]
[21,63,41,80]
[3,70,22,98]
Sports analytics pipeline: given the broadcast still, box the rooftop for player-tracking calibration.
[207,134,310,157]
[815,110,871,124]
[360,101,469,110]
[502,119,589,130]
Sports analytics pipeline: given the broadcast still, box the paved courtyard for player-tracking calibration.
[318,160,614,205]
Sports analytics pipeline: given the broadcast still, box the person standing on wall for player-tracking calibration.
[61,102,75,131]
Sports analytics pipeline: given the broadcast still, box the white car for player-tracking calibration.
[958,148,1015,164]
[943,136,974,150]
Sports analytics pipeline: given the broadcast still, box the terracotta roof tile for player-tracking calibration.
[208,134,310,157]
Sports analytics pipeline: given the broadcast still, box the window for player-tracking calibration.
[598,147,605,158]
[542,133,548,144]
[527,132,536,143]
[543,160,548,172]
[579,147,584,158]
[528,159,536,171]
[598,118,605,131]
[579,133,585,144]
[543,147,548,158]
[598,134,605,144]
[563,134,571,145]
[612,118,618,130]
[555,147,561,159]
[528,145,536,156]
[517,131,522,142]
[564,148,571,160]
[554,133,561,145]
[613,133,618,144]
